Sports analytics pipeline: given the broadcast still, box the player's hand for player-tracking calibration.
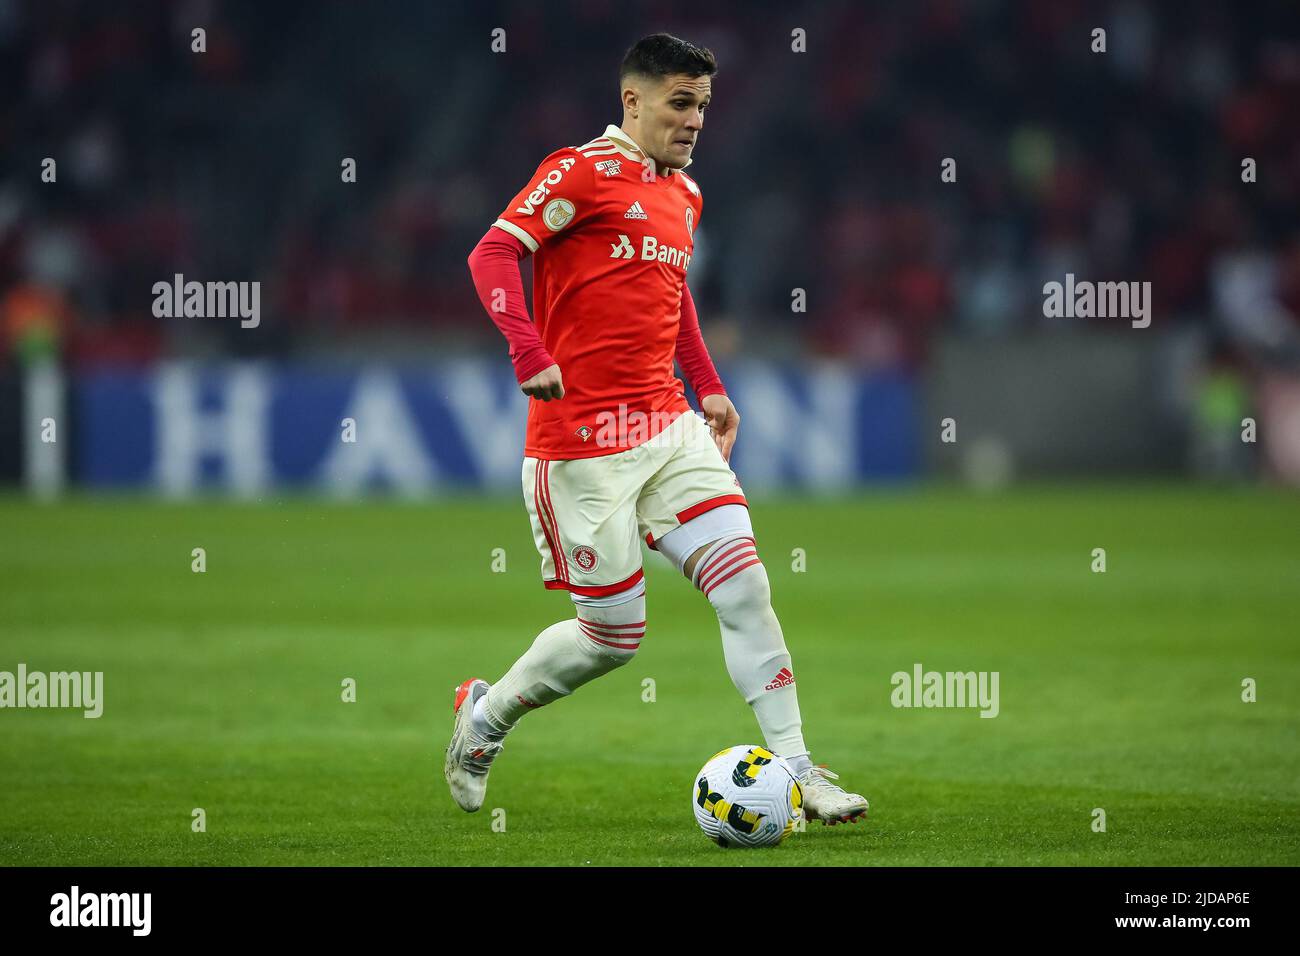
[701,393,740,463]
[521,364,565,401]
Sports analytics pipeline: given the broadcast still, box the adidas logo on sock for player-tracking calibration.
[764,667,795,691]
[623,201,648,220]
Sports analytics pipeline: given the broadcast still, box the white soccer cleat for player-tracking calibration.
[798,765,869,825]
[444,678,505,813]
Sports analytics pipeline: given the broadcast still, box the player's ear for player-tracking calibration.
[623,74,657,116]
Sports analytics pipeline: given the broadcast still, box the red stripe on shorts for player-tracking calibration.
[537,460,567,584]
[534,461,564,584]
[675,493,748,525]
[544,567,645,597]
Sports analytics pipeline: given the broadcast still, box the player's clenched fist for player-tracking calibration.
[521,363,565,401]
[701,393,740,463]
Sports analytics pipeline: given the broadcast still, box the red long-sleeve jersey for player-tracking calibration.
[467,125,725,460]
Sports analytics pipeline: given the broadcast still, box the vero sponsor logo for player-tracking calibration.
[515,157,577,216]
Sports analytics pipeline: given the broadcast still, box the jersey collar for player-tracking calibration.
[601,124,691,176]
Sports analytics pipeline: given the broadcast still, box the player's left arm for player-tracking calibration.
[677,282,739,463]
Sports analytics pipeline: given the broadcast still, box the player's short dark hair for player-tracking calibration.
[619,33,717,85]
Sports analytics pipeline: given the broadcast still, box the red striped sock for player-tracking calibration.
[693,536,762,597]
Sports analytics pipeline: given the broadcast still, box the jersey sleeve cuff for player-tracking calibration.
[492,219,539,253]
[513,347,557,384]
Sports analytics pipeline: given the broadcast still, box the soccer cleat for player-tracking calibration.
[798,765,869,825]
[443,678,505,813]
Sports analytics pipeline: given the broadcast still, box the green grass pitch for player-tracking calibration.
[1,486,1297,866]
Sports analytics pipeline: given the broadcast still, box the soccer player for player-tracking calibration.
[452,34,869,825]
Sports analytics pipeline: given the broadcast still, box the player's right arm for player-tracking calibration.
[466,147,595,401]
[466,227,564,399]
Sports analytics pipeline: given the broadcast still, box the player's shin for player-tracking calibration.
[481,592,646,730]
[694,539,813,775]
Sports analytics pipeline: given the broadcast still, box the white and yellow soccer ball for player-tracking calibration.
[692,745,804,848]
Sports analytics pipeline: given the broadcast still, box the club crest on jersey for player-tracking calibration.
[594,159,622,178]
[685,206,694,237]
[571,545,599,573]
[575,425,593,442]
[543,198,575,232]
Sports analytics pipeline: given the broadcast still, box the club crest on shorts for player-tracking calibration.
[571,545,599,573]
[575,425,593,442]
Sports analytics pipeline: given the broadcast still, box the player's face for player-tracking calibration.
[642,73,711,169]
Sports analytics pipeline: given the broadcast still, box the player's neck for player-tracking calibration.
[617,121,670,178]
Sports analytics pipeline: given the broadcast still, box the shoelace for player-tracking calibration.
[463,737,503,775]
[800,765,848,793]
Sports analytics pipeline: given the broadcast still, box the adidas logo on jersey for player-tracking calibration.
[764,667,795,691]
[609,233,692,270]
[623,201,648,220]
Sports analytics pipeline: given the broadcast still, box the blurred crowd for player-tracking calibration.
[2,0,1299,372]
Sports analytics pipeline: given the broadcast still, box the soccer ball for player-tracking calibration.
[692,745,803,848]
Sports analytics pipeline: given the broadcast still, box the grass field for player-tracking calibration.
[1,486,1297,866]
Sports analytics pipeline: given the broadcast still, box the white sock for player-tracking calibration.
[483,594,645,729]
[471,694,506,739]
[694,537,811,763]
[785,753,813,776]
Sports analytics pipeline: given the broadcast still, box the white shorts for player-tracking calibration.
[522,411,752,597]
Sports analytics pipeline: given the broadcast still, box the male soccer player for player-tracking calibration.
[453,33,868,825]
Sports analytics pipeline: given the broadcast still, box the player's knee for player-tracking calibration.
[693,536,768,611]
[710,564,772,631]
[571,588,646,665]
[574,614,644,666]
